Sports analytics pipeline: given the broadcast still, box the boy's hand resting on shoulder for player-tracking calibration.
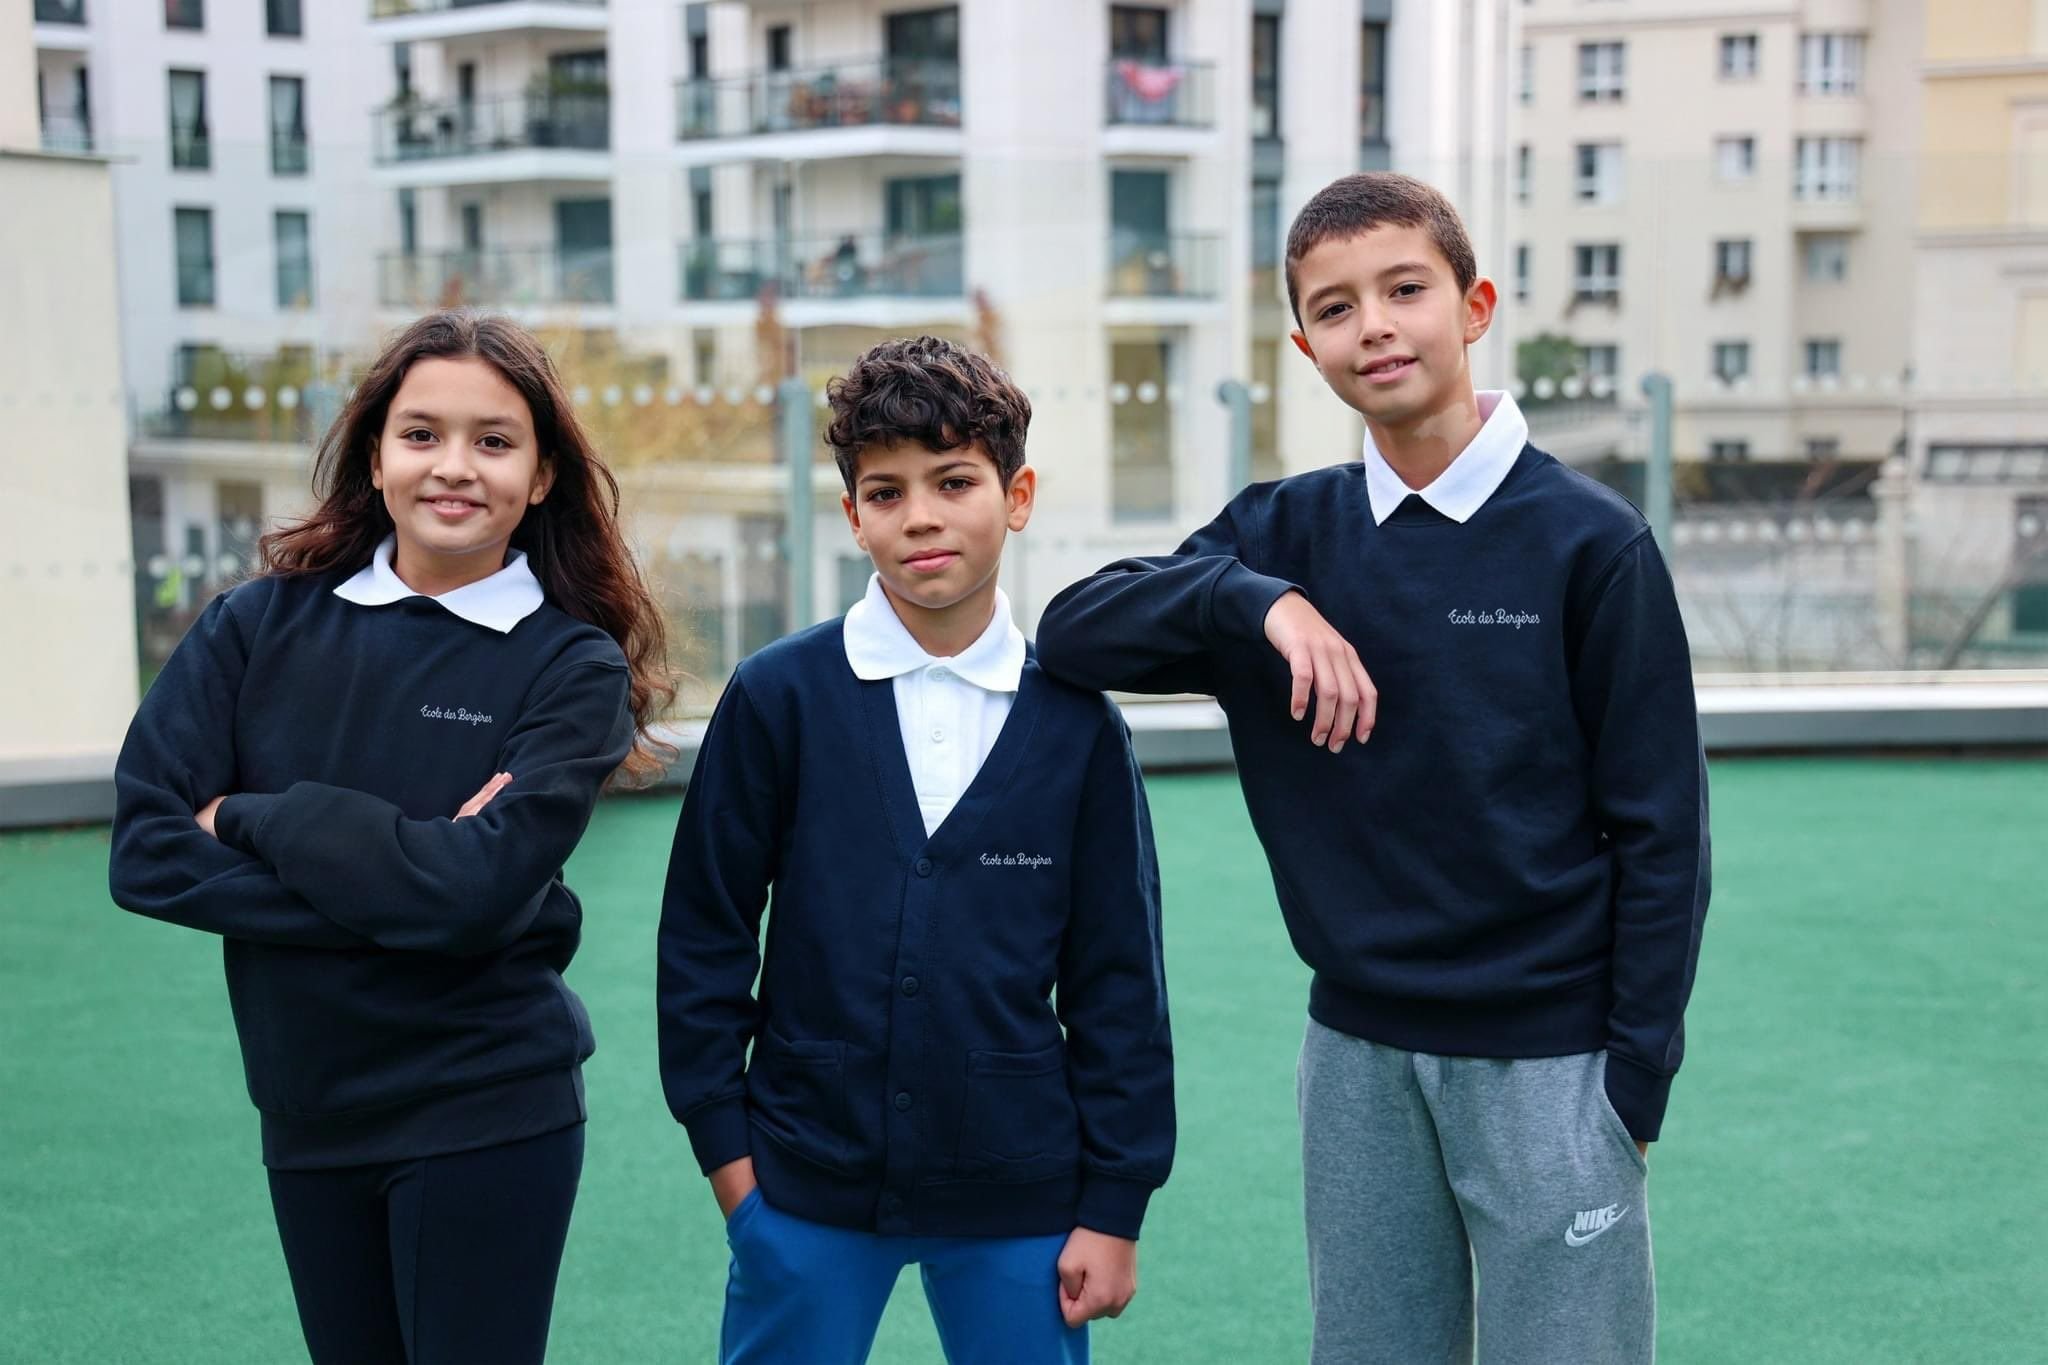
[1057,1227,1138,1328]
[708,1155,758,1219]
[1263,590,1377,753]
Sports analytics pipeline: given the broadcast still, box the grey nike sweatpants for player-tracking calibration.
[1298,1018,1654,1365]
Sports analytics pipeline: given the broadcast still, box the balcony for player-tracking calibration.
[368,0,607,42]
[136,350,340,446]
[373,91,610,184]
[380,247,615,310]
[1104,59,1216,157]
[34,0,85,19]
[676,58,962,164]
[34,0,90,44]
[1106,233,1221,301]
[681,233,966,326]
[39,112,93,154]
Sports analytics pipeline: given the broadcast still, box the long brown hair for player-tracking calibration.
[260,309,676,786]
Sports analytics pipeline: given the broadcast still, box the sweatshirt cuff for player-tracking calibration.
[214,793,285,858]
[683,1096,753,1175]
[1206,564,1300,645]
[1075,1172,1159,1241]
[1604,1052,1672,1144]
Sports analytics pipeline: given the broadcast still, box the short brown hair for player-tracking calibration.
[1284,173,1478,323]
[824,335,1031,493]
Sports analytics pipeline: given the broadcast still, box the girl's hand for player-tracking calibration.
[456,772,513,820]
[194,796,226,839]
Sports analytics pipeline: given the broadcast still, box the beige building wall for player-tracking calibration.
[1512,0,1919,462]
[0,52,139,765]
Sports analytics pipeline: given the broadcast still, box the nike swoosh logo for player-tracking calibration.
[1564,1205,1631,1247]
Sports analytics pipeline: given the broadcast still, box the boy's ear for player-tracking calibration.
[1005,466,1036,533]
[840,490,868,552]
[1290,330,1315,360]
[1463,277,1500,346]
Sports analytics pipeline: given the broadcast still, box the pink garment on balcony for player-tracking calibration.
[1114,60,1185,104]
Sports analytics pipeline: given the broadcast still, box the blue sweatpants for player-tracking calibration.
[719,1189,1088,1365]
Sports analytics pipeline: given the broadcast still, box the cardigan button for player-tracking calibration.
[902,976,920,997]
[914,857,934,877]
[894,1091,913,1112]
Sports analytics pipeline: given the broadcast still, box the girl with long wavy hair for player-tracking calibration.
[110,309,674,1364]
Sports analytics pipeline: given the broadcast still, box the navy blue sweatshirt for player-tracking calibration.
[109,572,633,1168]
[657,621,1173,1240]
[1036,446,1710,1141]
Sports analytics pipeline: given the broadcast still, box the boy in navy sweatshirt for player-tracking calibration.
[1036,174,1710,1364]
[658,336,1173,1365]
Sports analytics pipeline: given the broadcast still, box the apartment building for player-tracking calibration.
[1907,0,2048,655]
[1510,0,1920,463]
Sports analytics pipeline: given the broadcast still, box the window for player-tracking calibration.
[1715,135,1755,182]
[1581,345,1619,385]
[1575,143,1623,204]
[397,187,417,256]
[1360,22,1387,144]
[1111,340,1174,522]
[1714,238,1752,286]
[269,76,306,176]
[1804,437,1841,459]
[1514,242,1530,302]
[1719,34,1758,79]
[168,69,208,170]
[275,211,313,309]
[1110,5,1168,60]
[1251,15,1279,140]
[165,0,202,30]
[1251,177,1281,276]
[1518,44,1533,103]
[1709,440,1750,461]
[1516,143,1531,202]
[1796,137,1860,200]
[174,207,214,306]
[1805,338,1842,378]
[1798,33,1864,95]
[766,24,791,72]
[1573,243,1621,302]
[1713,341,1750,383]
[1803,234,1849,281]
[266,0,300,38]
[1577,42,1625,102]
[685,2,710,77]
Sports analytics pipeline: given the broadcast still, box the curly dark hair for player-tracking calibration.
[823,335,1031,494]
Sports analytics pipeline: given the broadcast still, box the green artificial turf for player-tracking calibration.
[1,759,2042,1362]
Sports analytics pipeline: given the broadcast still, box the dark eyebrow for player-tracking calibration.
[393,409,526,429]
[929,461,977,477]
[857,470,903,488]
[1301,283,1349,314]
[1379,260,1438,281]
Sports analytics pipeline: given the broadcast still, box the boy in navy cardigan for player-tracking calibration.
[658,336,1173,1365]
[1037,174,1710,1364]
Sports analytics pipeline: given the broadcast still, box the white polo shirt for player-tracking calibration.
[841,572,1026,836]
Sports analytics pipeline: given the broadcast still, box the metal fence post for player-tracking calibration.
[1640,371,1674,548]
[778,376,815,632]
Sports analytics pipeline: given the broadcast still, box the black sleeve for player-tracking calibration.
[1035,493,1299,697]
[654,672,781,1174]
[212,661,634,958]
[1057,708,1175,1239]
[108,590,369,949]
[1570,533,1712,1143]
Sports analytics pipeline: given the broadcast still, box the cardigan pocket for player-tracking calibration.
[958,1043,1080,1181]
[746,1025,853,1174]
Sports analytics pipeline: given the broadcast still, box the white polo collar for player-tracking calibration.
[332,534,545,634]
[842,572,1025,692]
[1362,390,1529,526]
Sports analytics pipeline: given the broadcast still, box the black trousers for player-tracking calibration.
[266,1124,584,1365]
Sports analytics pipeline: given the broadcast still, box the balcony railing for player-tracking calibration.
[138,351,342,443]
[39,113,92,153]
[380,247,616,308]
[374,91,609,164]
[373,0,601,14]
[677,58,961,141]
[34,0,86,22]
[1106,233,1221,299]
[681,233,964,303]
[1105,59,1214,128]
